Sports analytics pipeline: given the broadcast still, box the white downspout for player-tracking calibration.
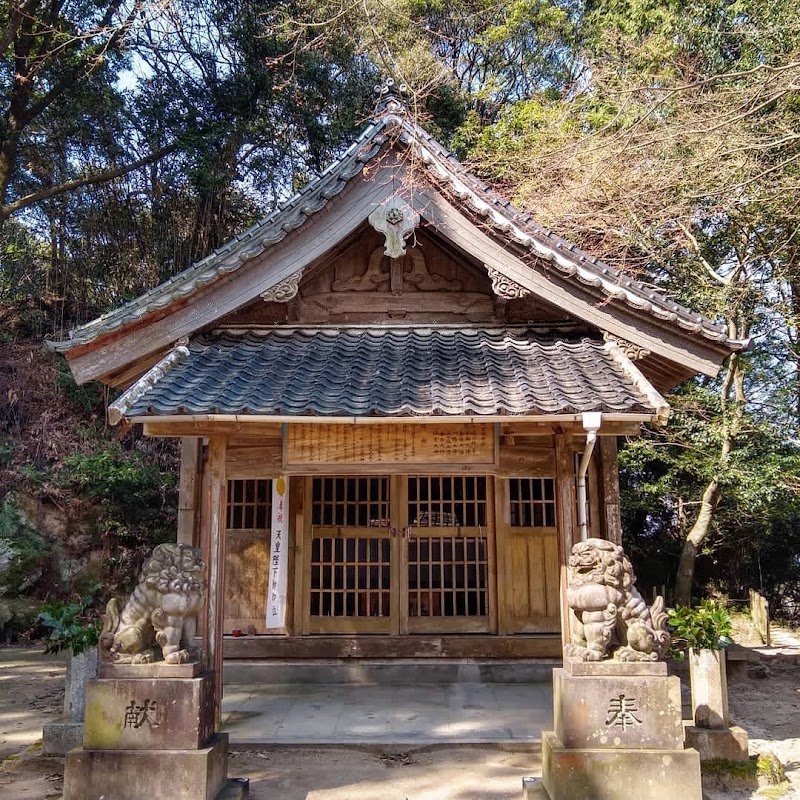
[577,412,602,541]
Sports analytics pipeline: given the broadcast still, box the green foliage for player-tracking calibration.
[37,592,101,656]
[56,359,105,417]
[757,752,789,786]
[0,497,51,596]
[61,446,173,513]
[700,756,758,780]
[667,600,734,657]
[619,383,800,608]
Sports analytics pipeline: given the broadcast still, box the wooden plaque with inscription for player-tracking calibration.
[285,423,496,469]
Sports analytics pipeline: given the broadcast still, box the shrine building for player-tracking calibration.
[49,84,745,673]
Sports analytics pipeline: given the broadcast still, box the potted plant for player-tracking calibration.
[668,600,734,729]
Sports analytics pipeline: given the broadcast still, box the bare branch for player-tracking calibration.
[1,143,178,221]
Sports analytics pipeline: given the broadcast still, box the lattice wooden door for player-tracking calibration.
[304,476,398,634]
[302,474,497,635]
[403,475,495,634]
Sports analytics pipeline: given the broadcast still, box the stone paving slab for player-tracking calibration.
[221,682,553,746]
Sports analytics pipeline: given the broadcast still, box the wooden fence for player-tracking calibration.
[749,589,771,646]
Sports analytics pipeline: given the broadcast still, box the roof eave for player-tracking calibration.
[125,412,662,427]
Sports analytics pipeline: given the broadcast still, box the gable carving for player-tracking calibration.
[603,332,651,361]
[332,248,388,292]
[368,196,419,258]
[486,267,532,300]
[405,249,462,292]
[261,270,302,303]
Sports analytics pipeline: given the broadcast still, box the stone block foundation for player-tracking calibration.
[62,668,246,800]
[541,731,702,800]
[684,723,749,762]
[64,733,229,800]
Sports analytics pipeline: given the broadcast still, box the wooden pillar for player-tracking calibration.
[203,436,227,728]
[177,437,202,546]
[598,436,623,545]
[554,432,576,650]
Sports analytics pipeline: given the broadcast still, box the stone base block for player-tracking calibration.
[99,661,204,679]
[684,723,749,762]
[553,668,684,750]
[522,776,549,799]
[83,672,214,750]
[217,778,250,799]
[564,659,668,678]
[63,733,228,800]
[542,731,703,800]
[42,717,84,755]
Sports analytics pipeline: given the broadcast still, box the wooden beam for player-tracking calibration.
[177,438,201,546]
[143,420,283,438]
[222,634,562,660]
[588,450,601,540]
[203,436,227,728]
[494,477,513,636]
[554,433,576,651]
[599,436,623,545]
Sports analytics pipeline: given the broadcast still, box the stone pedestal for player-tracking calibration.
[686,648,748,762]
[82,671,215,750]
[64,733,230,799]
[63,667,247,800]
[538,660,702,800]
[43,647,99,755]
[689,648,729,728]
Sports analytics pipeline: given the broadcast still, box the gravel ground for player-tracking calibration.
[1,643,798,800]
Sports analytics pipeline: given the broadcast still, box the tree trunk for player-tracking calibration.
[675,479,721,606]
[673,339,745,605]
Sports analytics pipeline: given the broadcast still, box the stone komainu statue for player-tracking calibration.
[100,543,206,665]
[565,538,670,662]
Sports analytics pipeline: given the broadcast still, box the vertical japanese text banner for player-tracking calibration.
[265,476,289,631]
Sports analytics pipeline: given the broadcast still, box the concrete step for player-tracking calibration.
[223,658,560,685]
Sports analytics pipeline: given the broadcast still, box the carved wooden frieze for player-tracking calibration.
[368,197,420,258]
[405,249,462,292]
[603,332,651,361]
[260,270,302,303]
[332,247,462,295]
[331,248,389,292]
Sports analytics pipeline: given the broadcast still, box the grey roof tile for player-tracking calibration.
[48,102,747,358]
[121,327,660,419]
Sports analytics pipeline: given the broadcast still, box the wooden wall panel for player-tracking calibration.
[223,530,270,633]
[526,537,547,617]
[504,530,559,632]
[496,474,561,635]
[543,533,560,618]
[497,441,554,476]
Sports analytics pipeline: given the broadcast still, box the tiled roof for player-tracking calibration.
[48,94,746,357]
[113,327,668,422]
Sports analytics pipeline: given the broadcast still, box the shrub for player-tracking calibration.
[38,591,101,656]
[667,599,734,658]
